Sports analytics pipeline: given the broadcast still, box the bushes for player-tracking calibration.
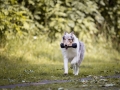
[0,0,119,50]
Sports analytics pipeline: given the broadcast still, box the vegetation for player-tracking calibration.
[0,0,120,89]
[0,37,120,87]
[0,0,120,48]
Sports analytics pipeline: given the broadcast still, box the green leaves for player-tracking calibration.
[0,0,39,40]
[0,0,104,40]
[0,0,119,50]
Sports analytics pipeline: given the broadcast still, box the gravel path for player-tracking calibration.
[0,74,120,89]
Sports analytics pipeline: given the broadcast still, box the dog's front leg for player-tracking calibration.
[71,56,79,75]
[63,57,68,75]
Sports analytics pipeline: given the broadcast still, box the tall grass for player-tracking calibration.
[4,36,62,63]
[0,36,120,85]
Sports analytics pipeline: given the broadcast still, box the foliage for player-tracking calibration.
[0,1,120,89]
[0,37,120,86]
[94,0,120,50]
[0,0,119,49]
[18,0,104,41]
[0,0,39,42]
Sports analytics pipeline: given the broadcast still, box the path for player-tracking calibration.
[0,74,120,89]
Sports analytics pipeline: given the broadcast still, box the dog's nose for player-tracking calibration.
[65,45,67,47]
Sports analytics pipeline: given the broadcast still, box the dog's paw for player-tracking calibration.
[64,73,68,75]
[74,73,79,76]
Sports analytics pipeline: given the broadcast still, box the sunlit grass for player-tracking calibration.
[0,36,120,86]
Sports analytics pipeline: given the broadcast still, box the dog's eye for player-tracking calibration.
[63,37,66,40]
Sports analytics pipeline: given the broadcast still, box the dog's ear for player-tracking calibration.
[71,31,74,36]
[64,31,67,35]
[70,31,74,41]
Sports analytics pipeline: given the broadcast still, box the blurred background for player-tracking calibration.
[0,0,119,64]
[0,0,120,86]
[0,0,120,50]
[0,0,120,64]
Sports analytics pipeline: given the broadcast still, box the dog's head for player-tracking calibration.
[62,32,75,49]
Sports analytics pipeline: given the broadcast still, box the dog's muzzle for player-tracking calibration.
[60,43,77,49]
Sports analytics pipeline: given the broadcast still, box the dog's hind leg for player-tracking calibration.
[71,57,79,75]
[75,64,79,75]
[72,64,76,75]
[72,64,79,75]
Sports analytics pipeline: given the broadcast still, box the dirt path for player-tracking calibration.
[0,74,120,89]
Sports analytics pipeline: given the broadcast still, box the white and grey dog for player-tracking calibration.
[60,32,85,75]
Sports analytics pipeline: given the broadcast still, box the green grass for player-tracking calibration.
[0,36,120,89]
[12,80,120,90]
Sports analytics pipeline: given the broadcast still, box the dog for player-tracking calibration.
[60,32,85,75]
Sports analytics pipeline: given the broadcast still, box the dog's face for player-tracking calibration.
[62,32,74,48]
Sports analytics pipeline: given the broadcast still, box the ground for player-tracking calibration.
[0,38,120,90]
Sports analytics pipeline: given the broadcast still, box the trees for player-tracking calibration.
[0,0,39,41]
[0,0,119,49]
[16,0,104,42]
[95,0,120,49]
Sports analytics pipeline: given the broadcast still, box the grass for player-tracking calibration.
[0,36,120,89]
[12,79,120,90]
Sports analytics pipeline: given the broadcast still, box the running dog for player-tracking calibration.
[60,32,85,75]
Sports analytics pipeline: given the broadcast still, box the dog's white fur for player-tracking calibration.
[61,32,85,75]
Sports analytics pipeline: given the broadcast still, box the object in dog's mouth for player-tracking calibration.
[60,43,77,49]
[64,45,69,49]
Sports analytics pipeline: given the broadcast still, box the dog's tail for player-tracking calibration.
[78,41,85,65]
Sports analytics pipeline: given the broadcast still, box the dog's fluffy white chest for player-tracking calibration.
[64,48,77,59]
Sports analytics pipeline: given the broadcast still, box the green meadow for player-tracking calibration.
[0,36,120,89]
[0,0,120,89]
